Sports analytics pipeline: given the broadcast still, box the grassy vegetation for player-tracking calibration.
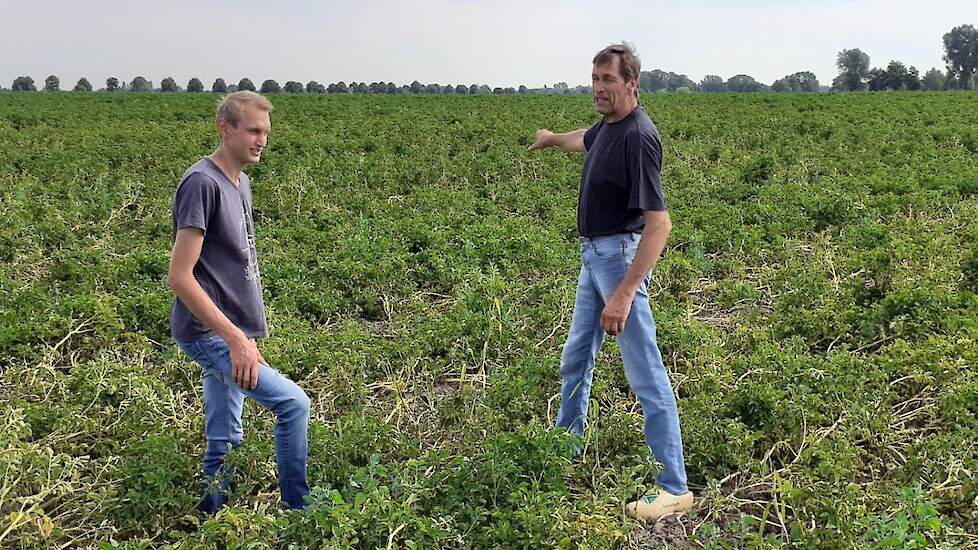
[1,92,977,548]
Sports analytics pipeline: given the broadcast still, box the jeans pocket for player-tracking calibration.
[178,340,202,361]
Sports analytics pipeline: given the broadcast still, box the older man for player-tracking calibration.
[529,44,693,521]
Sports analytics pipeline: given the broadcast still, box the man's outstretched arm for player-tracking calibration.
[528,128,587,152]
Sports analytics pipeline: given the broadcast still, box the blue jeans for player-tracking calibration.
[555,232,689,496]
[177,335,311,511]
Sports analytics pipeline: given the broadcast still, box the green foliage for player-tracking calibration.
[1,92,976,548]
[859,486,951,548]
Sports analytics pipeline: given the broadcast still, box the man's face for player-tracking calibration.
[219,105,270,165]
[592,57,635,117]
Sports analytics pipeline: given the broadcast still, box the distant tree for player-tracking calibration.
[187,78,204,92]
[12,76,36,91]
[699,74,726,92]
[456,84,468,94]
[884,61,909,90]
[106,77,120,92]
[469,84,478,95]
[212,78,227,93]
[44,75,60,91]
[905,66,922,90]
[306,80,325,93]
[879,61,920,91]
[260,79,281,93]
[726,74,766,92]
[387,82,399,94]
[73,77,92,92]
[833,48,871,91]
[478,84,491,94]
[442,85,454,94]
[354,82,368,93]
[640,70,697,92]
[226,84,239,93]
[423,83,439,93]
[284,81,304,93]
[772,71,819,92]
[327,81,348,93]
[668,73,698,91]
[518,84,528,94]
[129,76,152,92]
[943,24,978,89]
[409,80,423,94]
[238,78,255,91]
[867,68,887,91]
[866,61,920,91]
[640,71,668,92]
[160,77,178,92]
[921,67,946,91]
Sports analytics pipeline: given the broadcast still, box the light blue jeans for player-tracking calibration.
[177,335,311,511]
[555,232,689,496]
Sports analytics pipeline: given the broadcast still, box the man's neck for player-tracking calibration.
[209,148,244,187]
[605,100,639,124]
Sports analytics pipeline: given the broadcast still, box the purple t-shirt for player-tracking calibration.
[169,157,268,341]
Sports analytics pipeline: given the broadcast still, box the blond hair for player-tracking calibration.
[216,91,273,126]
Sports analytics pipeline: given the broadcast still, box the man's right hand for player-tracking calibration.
[528,129,554,150]
[228,334,261,389]
[170,228,263,390]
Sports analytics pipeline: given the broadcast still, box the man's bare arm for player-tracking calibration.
[528,128,587,152]
[167,228,263,389]
[600,210,672,335]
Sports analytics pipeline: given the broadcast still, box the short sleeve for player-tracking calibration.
[173,172,219,233]
[583,121,603,151]
[627,130,666,211]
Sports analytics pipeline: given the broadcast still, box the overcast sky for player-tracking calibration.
[2,0,975,89]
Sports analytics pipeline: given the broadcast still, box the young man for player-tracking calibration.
[528,44,693,521]
[167,91,311,512]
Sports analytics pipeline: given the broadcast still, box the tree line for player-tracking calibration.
[8,24,976,94]
[6,75,579,95]
[832,24,977,91]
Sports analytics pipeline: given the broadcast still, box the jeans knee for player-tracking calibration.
[298,392,311,416]
[281,390,310,421]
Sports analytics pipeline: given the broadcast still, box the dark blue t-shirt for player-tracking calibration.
[578,106,666,237]
[170,157,268,341]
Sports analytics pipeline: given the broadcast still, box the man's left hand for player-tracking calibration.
[601,291,633,336]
